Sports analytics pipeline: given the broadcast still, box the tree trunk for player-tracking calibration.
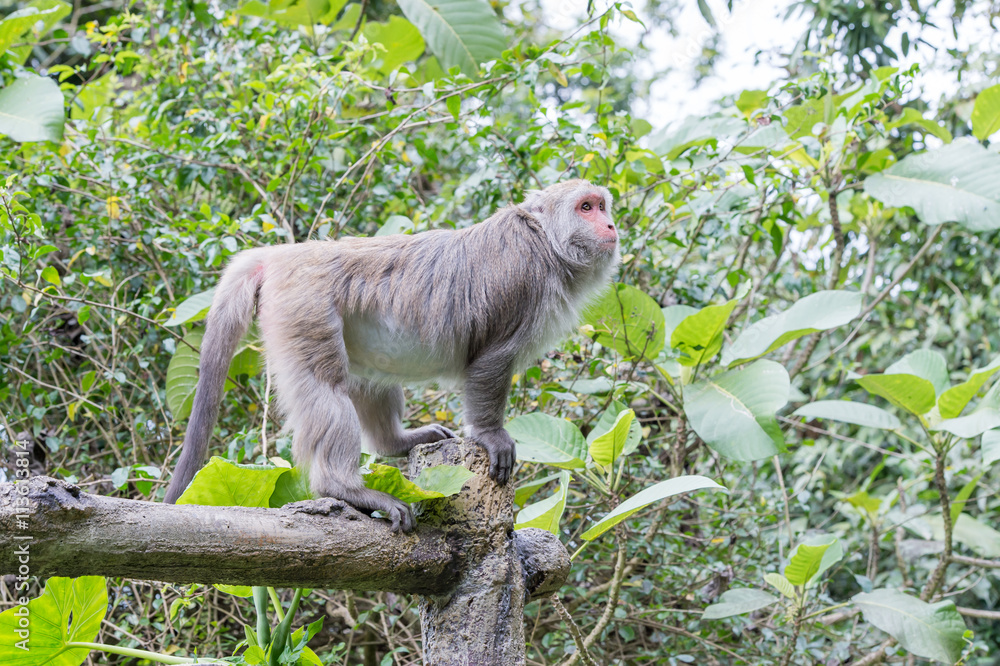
[0,439,569,663]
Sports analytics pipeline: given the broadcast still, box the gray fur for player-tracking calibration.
[163,180,619,531]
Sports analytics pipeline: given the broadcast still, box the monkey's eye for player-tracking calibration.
[599,202,605,211]
[581,202,592,211]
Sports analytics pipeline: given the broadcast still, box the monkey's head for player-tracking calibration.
[522,179,620,271]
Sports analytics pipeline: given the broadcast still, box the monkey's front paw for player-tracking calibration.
[473,429,516,485]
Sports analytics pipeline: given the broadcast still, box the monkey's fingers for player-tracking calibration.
[388,504,415,533]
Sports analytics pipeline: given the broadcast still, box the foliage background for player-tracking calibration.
[1,0,999,664]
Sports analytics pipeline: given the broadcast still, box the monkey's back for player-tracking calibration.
[255,207,561,383]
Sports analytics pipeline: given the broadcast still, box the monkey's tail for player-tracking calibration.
[163,251,266,504]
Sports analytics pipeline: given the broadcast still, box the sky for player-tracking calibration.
[534,0,997,129]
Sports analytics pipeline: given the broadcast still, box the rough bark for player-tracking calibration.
[0,439,569,663]
[409,439,544,666]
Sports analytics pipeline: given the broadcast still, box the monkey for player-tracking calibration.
[163,179,620,531]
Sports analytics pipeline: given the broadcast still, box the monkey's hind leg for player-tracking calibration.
[350,379,455,456]
[273,356,416,532]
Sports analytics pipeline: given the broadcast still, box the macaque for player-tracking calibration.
[164,180,620,531]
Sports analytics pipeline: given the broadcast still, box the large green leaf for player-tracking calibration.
[362,16,426,75]
[924,513,1000,558]
[396,0,506,77]
[852,589,966,664]
[177,457,289,507]
[792,400,902,430]
[588,409,634,467]
[855,374,936,417]
[514,470,569,534]
[166,330,203,420]
[932,381,1000,438]
[165,288,215,326]
[166,330,261,420]
[0,75,65,143]
[702,588,778,620]
[983,429,1000,467]
[885,349,949,395]
[507,412,586,468]
[582,475,726,541]
[784,541,833,586]
[683,360,789,461]
[587,401,642,457]
[583,283,665,361]
[413,464,476,496]
[0,576,107,665]
[863,139,1000,231]
[364,463,451,502]
[722,290,862,366]
[671,297,739,367]
[937,356,1000,419]
[0,0,71,64]
[971,83,1000,141]
[235,0,344,26]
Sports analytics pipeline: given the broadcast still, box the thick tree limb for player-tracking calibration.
[0,443,567,600]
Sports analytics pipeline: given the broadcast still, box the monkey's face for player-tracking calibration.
[574,189,618,253]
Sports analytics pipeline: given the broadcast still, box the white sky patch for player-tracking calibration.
[527,0,995,129]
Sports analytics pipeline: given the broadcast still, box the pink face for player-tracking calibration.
[576,191,617,247]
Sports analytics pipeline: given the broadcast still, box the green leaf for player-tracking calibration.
[885,350,949,395]
[0,576,107,665]
[514,470,569,534]
[396,0,506,78]
[177,457,289,507]
[586,401,642,457]
[684,360,789,461]
[671,285,747,367]
[864,139,1000,231]
[696,0,717,27]
[215,584,254,597]
[166,330,203,420]
[931,384,1000,438]
[883,107,952,143]
[514,472,562,507]
[847,490,883,517]
[734,89,768,116]
[722,290,862,366]
[792,400,901,430]
[856,374,936,417]
[40,265,61,286]
[937,356,1000,419]
[583,283,665,361]
[852,589,966,664]
[949,473,982,525]
[588,409,634,467]
[165,288,215,326]
[0,75,65,143]
[763,572,796,599]
[794,534,843,586]
[581,475,726,541]
[269,466,312,507]
[982,429,1000,467]
[784,542,832,586]
[507,412,586,469]
[925,513,1000,558]
[702,588,778,619]
[412,464,475,496]
[235,0,343,26]
[363,463,444,502]
[0,1,71,58]
[376,215,415,236]
[362,16,426,74]
[971,84,1000,141]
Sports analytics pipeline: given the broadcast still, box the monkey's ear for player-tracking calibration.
[520,190,546,214]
